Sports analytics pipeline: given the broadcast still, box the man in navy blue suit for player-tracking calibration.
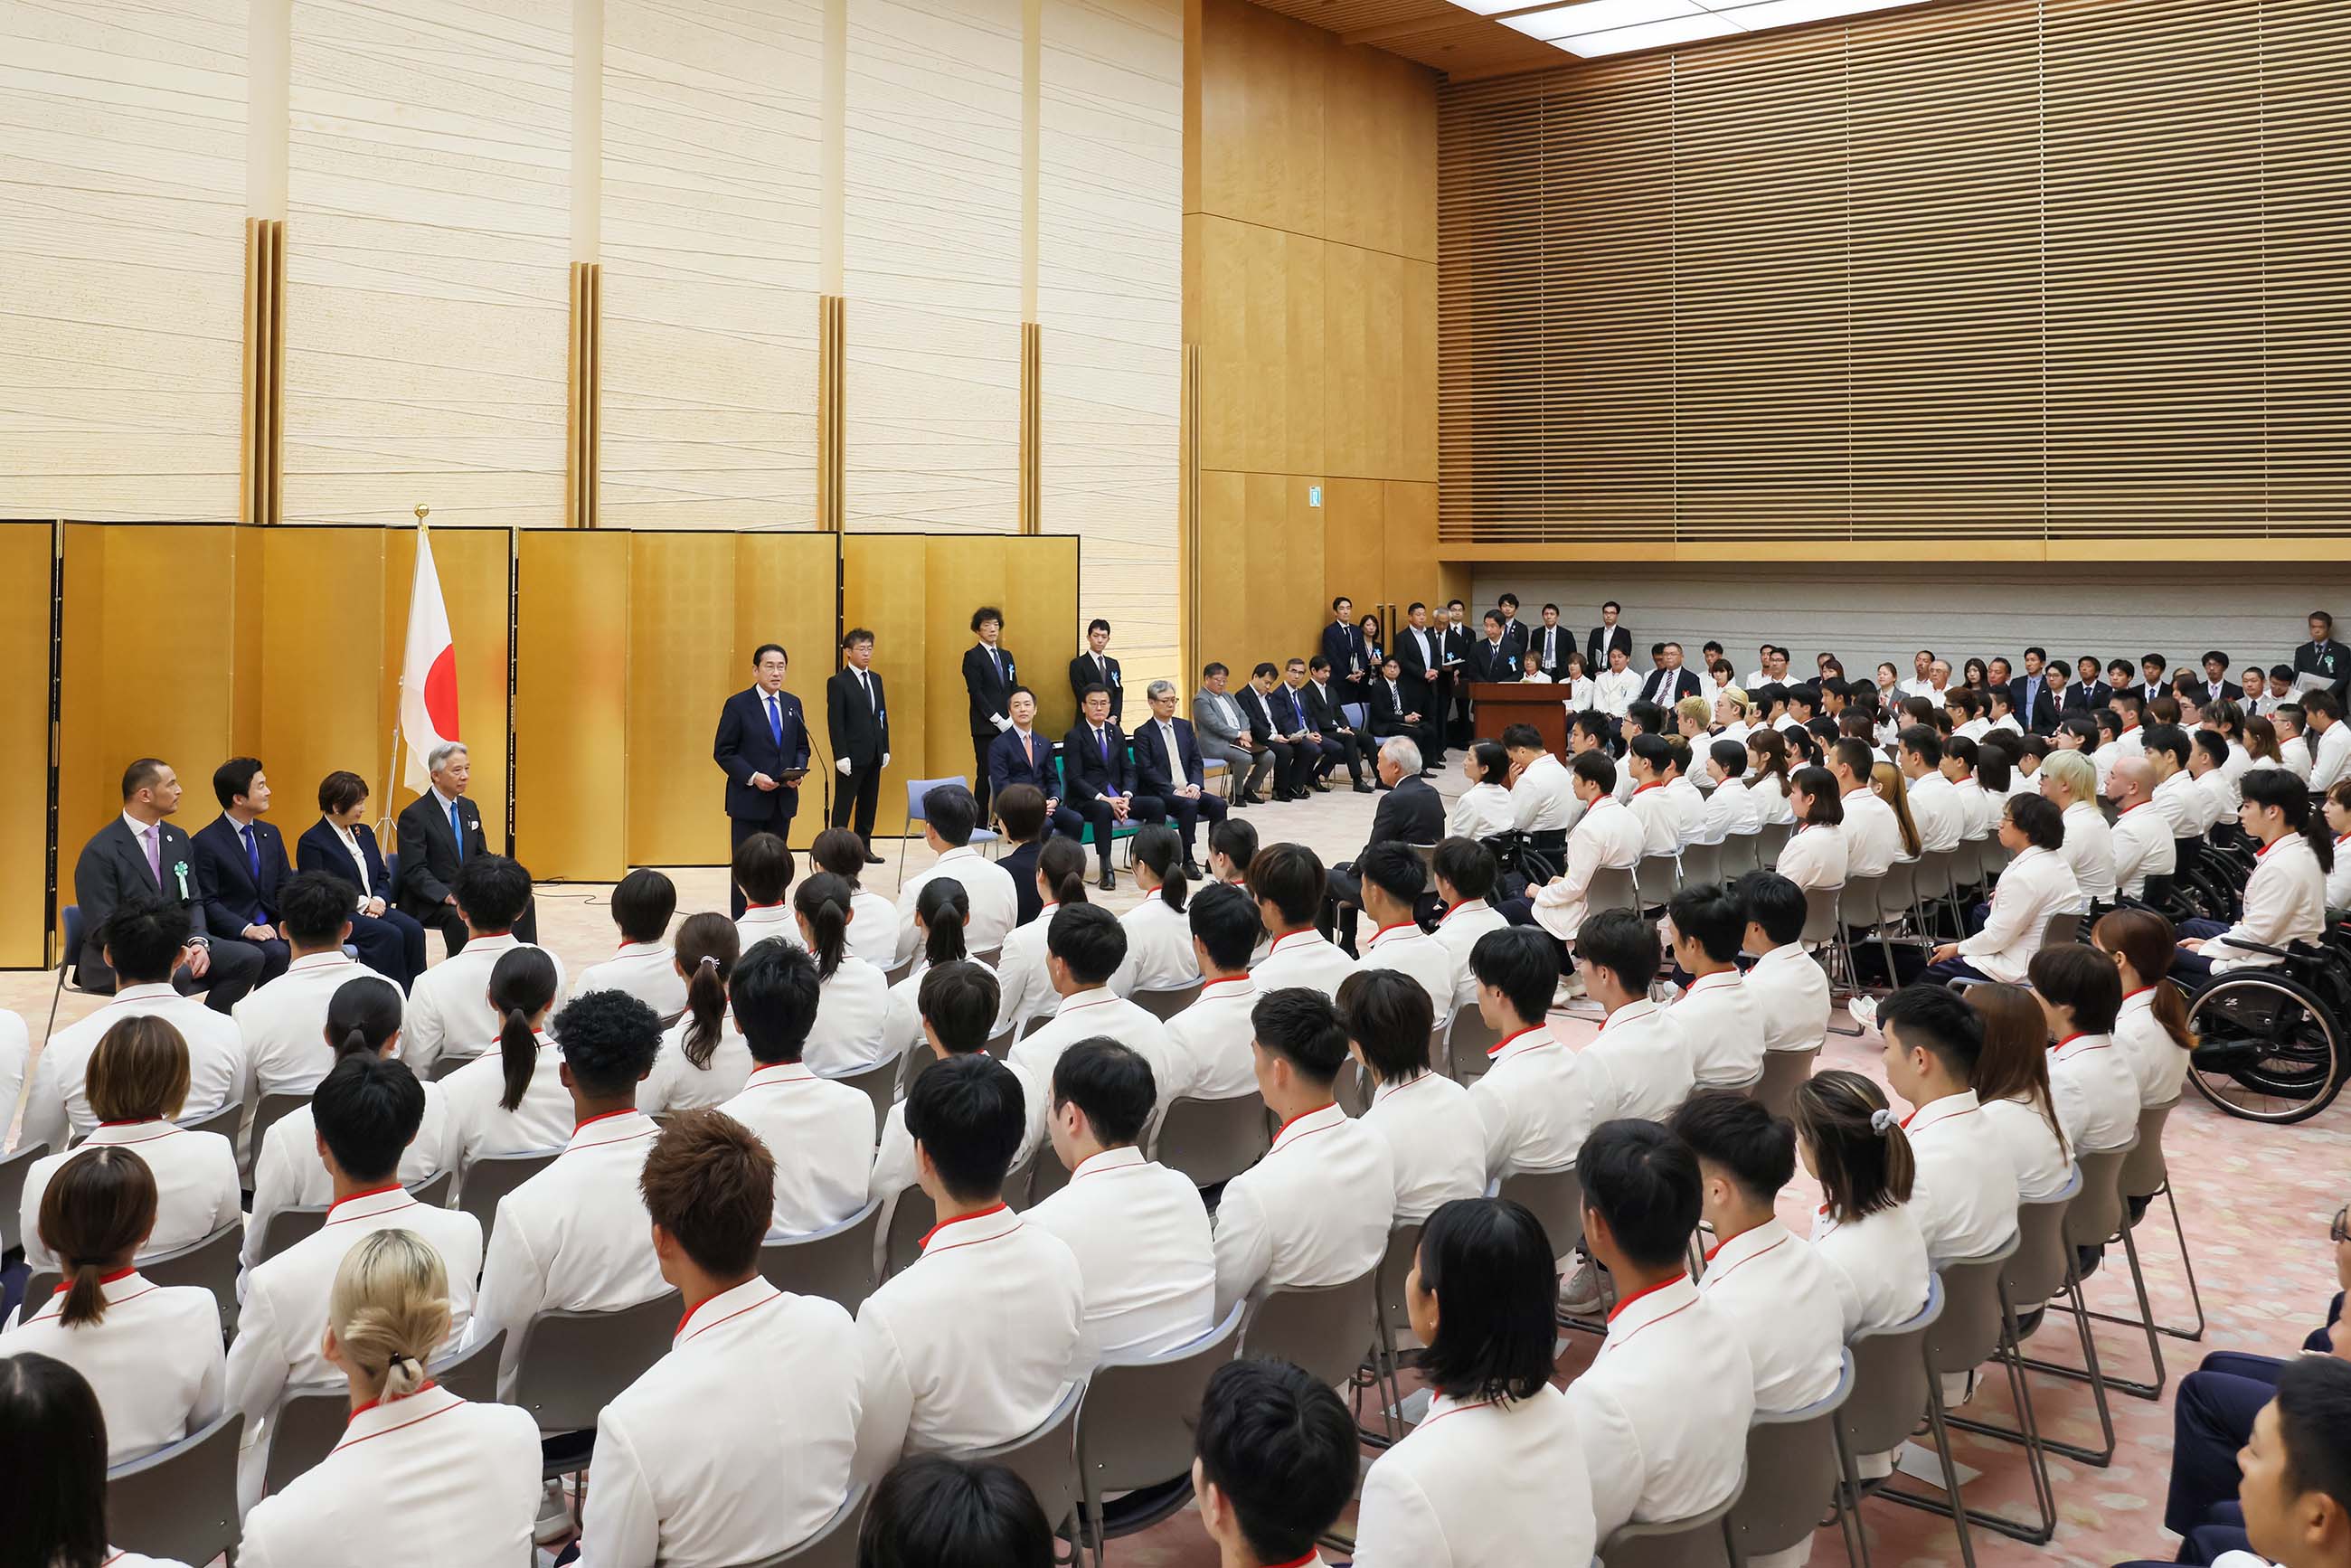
[190,756,293,987]
[1131,678,1225,876]
[714,642,812,917]
[1062,684,1166,889]
[988,686,1083,841]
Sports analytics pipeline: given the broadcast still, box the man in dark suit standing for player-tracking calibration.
[1393,603,1449,770]
[1068,619,1123,725]
[1319,737,1447,950]
[72,757,266,1009]
[963,606,1016,817]
[1301,656,1376,792]
[1062,685,1165,889]
[1467,610,1521,685]
[1321,596,1371,704]
[2296,610,2350,703]
[189,756,292,989]
[1587,600,1632,670]
[1442,602,1478,749]
[2062,655,2112,714]
[2010,647,2056,734]
[713,642,812,918]
[826,628,889,862]
[1132,679,1226,874]
[1531,604,1572,680]
[1637,641,1702,707]
[2196,651,2245,705]
[1493,594,1530,667]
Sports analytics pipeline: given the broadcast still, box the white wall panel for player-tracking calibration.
[841,0,1023,531]
[1039,0,1181,693]
[0,0,245,522]
[1476,565,2351,682]
[599,0,824,528]
[282,0,571,527]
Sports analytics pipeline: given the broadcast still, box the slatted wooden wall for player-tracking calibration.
[1438,0,2351,557]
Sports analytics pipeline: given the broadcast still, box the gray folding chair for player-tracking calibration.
[1910,848,1956,934]
[955,1381,1087,1539]
[1586,864,1640,921]
[1952,1163,2116,1466]
[1798,883,1844,949]
[1599,1461,1746,1568]
[1336,1060,1373,1118]
[1751,1048,1818,1120]
[1240,1266,1382,1394]
[825,1053,899,1139]
[2022,1139,2148,1406]
[984,1021,1017,1060]
[760,1197,884,1315]
[429,1053,475,1082]
[1731,1354,1858,1566]
[883,955,914,988]
[106,1410,242,1567]
[1075,1302,1247,1564]
[1147,1093,1270,1188]
[1832,1275,1968,1568]
[512,1291,685,1471]
[1496,1164,1584,1263]
[175,1099,241,1142]
[248,1089,313,1161]
[1022,1012,1053,1039]
[257,1201,331,1263]
[883,1184,937,1278]
[1027,1142,1072,1206]
[1678,839,1724,888]
[1364,1220,1424,1442]
[2097,1098,2204,1341]
[896,1039,937,1099]
[408,1167,455,1207]
[1717,831,1761,880]
[1443,1009,1505,1083]
[456,1147,562,1252]
[739,1483,868,1567]
[1633,852,1682,908]
[1878,1238,2019,1551]
[37,1216,245,1337]
[1753,820,1792,867]
[1131,980,1203,1021]
[0,1138,50,1253]
[1944,1180,2078,1540]
[265,1329,505,1495]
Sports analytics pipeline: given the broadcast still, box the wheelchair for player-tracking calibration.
[2181,919,2351,1125]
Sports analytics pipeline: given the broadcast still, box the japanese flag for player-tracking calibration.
[399,528,459,794]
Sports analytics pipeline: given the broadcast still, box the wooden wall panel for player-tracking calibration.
[0,526,52,967]
[514,531,629,881]
[0,0,246,524]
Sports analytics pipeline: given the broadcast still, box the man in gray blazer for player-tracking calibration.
[1194,662,1274,806]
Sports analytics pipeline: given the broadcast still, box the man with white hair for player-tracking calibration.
[2107,757,2176,900]
[1320,738,1446,953]
[394,741,535,954]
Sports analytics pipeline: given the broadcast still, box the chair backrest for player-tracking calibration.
[2008,1167,2081,1306]
[2041,909,2082,948]
[824,1053,899,1139]
[260,1335,499,1498]
[1912,847,1954,900]
[1373,1220,1425,1337]
[883,955,914,987]
[2067,1139,2137,1251]
[760,1198,884,1316]
[1730,1351,1855,1558]
[1754,820,1792,866]
[971,945,1003,968]
[1078,1301,1247,1496]
[984,1021,1017,1060]
[1147,1093,1270,1187]
[134,1217,245,1336]
[1027,1143,1073,1205]
[0,1138,50,1253]
[1634,852,1681,904]
[1876,858,1918,921]
[743,1484,869,1567]
[1444,1010,1504,1082]
[258,1202,331,1263]
[1751,1047,1818,1120]
[1924,1233,2021,1373]
[897,1039,937,1098]
[1336,1060,1372,1118]
[1132,980,1203,1021]
[955,1380,1087,1534]
[1717,831,1760,879]
[408,1167,455,1208]
[175,1099,241,1142]
[429,1053,473,1082]
[1241,1267,1380,1392]
[1840,1274,1944,1453]
[1679,840,1723,887]
[457,1147,562,1244]
[61,902,86,973]
[512,1290,685,1435]
[904,778,971,821]
[1587,864,1639,920]
[250,1089,312,1158]
[883,1185,938,1277]
[1496,1164,1584,1258]
[2120,1099,2176,1201]
[1836,873,1884,929]
[105,1410,242,1568]
[1799,883,1845,946]
[1599,1461,1745,1568]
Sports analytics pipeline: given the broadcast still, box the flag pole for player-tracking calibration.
[382,503,429,843]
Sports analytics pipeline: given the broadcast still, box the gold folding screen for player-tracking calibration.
[1437,0,2351,559]
[0,524,52,967]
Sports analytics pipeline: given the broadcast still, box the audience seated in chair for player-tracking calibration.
[1192,1359,1362,1568]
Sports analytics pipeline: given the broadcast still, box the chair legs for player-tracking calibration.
[42,965,66,1048]
[1870,1356,1979,1568]
[2025,1230,2168,1402]
[1829,1423,1874,1568]
[2085,1182,2207,1344]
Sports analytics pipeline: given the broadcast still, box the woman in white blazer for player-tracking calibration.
[3,1147,222,1463]
[1,1351,196,1568]
[1961,984,2074,1202]
[19,1017,240,1275]
[1119,827,1203,997]
[240,1228,540,1568]
[2093,909,2195,1107]
[436,947,571,1180]
[1791,1071,1931,1343]
[796,874,892,1073]
[995,841,1091,1034]
[1773,768,1849,893]
[1746,732,1796,827]
[638,914,753,1114]
[246,978,453,1276]
[1354,1197,1596,1568]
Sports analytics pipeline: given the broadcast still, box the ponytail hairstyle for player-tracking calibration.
[793,873,854,981]
[2243,767,2335,874]
[915,876,970,968]
[1037,837,1090,910]
[39,1147,157,1328]
[1132,824,1188,912]
[1790,1069,1915,1222]
[673,912,741,1070]
[1962,983,2069,1159]
[487,946,560,1115]
[325,974,403,1063]
[1871,760,1923,859]
[1746,726,1791,793]
[327,1228,452,1406]
[2092,908,2194,1053]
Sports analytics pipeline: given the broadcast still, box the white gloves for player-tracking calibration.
[837,757,853,775]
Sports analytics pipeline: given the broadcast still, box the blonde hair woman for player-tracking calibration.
[238,1230,540,1568]
[1869,760,1924,862]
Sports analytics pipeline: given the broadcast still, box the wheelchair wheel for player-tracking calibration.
[2185,969,2346,1124]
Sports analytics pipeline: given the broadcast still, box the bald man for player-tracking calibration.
[2108,757,2176,901]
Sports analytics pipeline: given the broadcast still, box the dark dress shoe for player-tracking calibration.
[1353,782,1375,794]
[1182,859,1204,878]
[864,853,885,865]
[1097,868,1117,891]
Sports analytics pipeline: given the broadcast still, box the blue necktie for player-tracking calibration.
[449,800,464,861]
[1097,727,1109,764]
[241,823,260,880]
[766,693,783,748]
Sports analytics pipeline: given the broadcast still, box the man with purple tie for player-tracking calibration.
[1062,685,1166,890]
[72,757,268,1010]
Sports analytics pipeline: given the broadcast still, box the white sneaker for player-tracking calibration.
[535,1479,574,1546]
[1558,1256,1610,1316]
[1847,994,1879,1032]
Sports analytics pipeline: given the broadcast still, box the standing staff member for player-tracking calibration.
[965,607,1017,817]
[826,628,889,864]
[1069,619,1124,725]
[714,643,810,920]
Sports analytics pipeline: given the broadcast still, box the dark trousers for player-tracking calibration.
[728,808,798,918]
[1328,730,1375,785]
[2165,1355,2285,1535]
[971,734,996,817]
[1264,739,1305,795]
[81,936,266,1014]
[1321,865,1364,952]
[831,759,883,848]
[410,895,542,956]
[349,908,430,991]
[1156,789,1228,855]
[2168,917,2232,982]
[1070,796,1166,871]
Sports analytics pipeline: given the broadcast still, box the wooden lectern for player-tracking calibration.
[1466,683,1570,755]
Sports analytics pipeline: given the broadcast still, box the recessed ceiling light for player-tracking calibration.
[1551,9,1741,52]
[1499,0,1700,40]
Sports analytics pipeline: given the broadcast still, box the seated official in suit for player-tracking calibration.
[396,741,537,954]
[1367,656,1440,764]
[190,757,292,989]
[1236,664,1309,802]
[1063,685,1166,889]
[1132,679,1228,872]
[713,644,812,918]
[1194,663,1273,805]
[826,627,890,859]
[1271,661,1336,795]
[1069,618,1124,725]
[297,770,429,988]
[1303,656,1378,791]
[579,1111,864,1568]
[964,607,1018,817]
[401,853,567,1078]
[73,757,265,1010]
[1321,739,1445,950]
[988,688,1081,842]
